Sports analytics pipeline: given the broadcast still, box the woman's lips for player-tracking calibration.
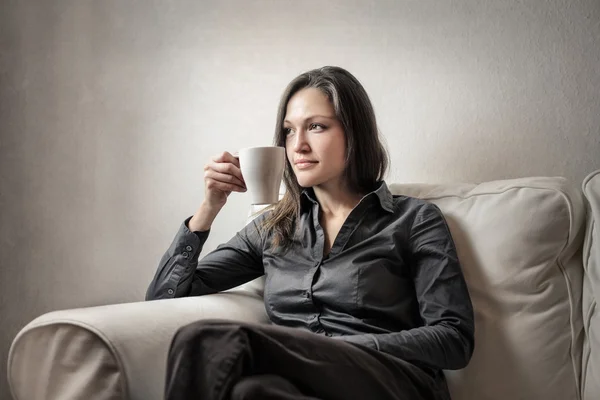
[295,161,317,170]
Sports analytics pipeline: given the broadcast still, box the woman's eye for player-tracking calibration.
[309,123,325,131]
[283,127,293,135]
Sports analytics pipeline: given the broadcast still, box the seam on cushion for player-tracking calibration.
[582,300,596,393]
[557,250,583,400]
[583,218,594,274]
[582,219,596,331]
[581,171,598,399]
[581,169,597,274]
[418,185,579,238]
[417,184,583,399]
[582,337,590,397]
[8,320,129,400]
[584,296,596,330]
[582,170,600,195]
[539,187,582,400]
[413,184,566,200]
[553,185,581,400]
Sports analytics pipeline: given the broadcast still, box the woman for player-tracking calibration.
[146,66,474,400]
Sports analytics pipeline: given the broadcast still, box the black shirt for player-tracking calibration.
[146,181,475,371]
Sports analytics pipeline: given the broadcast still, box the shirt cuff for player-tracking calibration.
[165,216,209,261]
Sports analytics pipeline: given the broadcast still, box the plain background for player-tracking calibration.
[1,0,599,397]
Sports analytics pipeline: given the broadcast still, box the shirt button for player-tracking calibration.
[185,245,193,252]
[167,289,174,295]
[182,252,189,259]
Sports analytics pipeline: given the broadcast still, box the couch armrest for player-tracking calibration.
[8,291,269,400]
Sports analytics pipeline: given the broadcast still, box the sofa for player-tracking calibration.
[7,170,600,400]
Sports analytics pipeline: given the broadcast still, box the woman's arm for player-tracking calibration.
[145,211,267,300]
[336,203,475,370]
[146,150,259,300]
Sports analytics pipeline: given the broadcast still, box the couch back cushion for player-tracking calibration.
[582,170,600,400]
[390,176,585,400]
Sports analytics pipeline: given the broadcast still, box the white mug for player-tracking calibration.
[238,146,285,205]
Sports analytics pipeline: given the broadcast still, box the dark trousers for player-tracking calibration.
[164,320,450,400]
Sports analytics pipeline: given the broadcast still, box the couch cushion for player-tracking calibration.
[389,176,586,400]
[8,322,124,400]
[582,169,600,400]
[8,294,269,400]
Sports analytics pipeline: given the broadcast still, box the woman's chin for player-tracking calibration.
[295,176,319,188]
[296,181,313,188]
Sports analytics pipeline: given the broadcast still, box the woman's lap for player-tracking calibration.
[165,319,449,400]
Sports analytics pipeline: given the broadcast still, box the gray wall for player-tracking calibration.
[1,0,599,397]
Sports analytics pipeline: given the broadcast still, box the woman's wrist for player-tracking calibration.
[188,202,222,232]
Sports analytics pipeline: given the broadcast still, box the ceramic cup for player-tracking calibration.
[238,146,285,205]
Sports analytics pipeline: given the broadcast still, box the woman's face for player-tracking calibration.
[283,88,347,189]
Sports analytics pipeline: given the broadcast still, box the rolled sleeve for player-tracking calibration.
[145,216,207,300]
[146,213,267,300]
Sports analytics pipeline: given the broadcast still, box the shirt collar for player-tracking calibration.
[300,181,394,213]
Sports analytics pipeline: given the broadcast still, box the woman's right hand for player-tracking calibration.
[202,151,247,210]
[188,151,247,233]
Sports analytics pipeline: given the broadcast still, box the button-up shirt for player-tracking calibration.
[146,181,474,372]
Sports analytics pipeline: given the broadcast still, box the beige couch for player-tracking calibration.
[7,171,600,400]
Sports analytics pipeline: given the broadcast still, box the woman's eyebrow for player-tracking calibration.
[283,115,336,124]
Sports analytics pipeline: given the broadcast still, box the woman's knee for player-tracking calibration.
[171,319,242,349]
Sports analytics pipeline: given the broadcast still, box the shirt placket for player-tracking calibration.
[305,202,326,332]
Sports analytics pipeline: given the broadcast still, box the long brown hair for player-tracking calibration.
[261,66,389,249]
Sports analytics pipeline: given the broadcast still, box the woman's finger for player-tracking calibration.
[204,169,246,190]
[205,177,246,193]
[212,151,240,167]
[206,160,245,184]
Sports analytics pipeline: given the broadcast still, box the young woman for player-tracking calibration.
[146,66,474,400]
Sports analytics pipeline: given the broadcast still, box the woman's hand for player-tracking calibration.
[203,151,247,209]
[188,151,246,232]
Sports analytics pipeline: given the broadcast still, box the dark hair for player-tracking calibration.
[261,66,389,249]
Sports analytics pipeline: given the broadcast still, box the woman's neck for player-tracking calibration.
[312,180,364,219]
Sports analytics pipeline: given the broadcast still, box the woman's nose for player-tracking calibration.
[292,131,309,152]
